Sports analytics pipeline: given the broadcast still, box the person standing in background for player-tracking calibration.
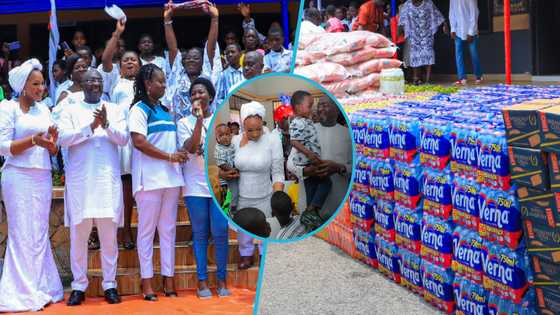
[324,5,346,33]
[398,0,446,85]
[100,18,142,250]
[263,27,292,73]
[335,7,351,31]
[347,2,359,30]
[449,0,483,86]
[352,0,387,35]
[300,8,326,35]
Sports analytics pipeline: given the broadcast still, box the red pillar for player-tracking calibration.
[504,0,512,84]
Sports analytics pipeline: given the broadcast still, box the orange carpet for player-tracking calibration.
[7,289,255,315]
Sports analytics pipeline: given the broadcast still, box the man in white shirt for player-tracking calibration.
[287,95,352,221]
[300,8,326,35]
[58,69,128,306]
[449,0,483,85]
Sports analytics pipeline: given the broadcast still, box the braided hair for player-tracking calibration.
[131,63,165,109]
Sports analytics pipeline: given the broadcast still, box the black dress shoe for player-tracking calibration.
[104,288,121,304]
[67,290,85,306]
[143,294,158,301]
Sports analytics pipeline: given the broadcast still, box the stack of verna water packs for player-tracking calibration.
[348,84,560,314]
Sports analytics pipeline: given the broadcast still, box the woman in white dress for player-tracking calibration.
[101,19,142,249]
[177,77,230,298]
[0,59,64,312]
[224,101,285,267]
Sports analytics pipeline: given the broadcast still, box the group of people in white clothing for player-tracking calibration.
[0,18,269,310]
[0,54,234,312]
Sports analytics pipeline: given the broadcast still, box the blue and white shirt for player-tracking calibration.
[128,101,184,195]
[215,66,244,107]
[264,48,292,73]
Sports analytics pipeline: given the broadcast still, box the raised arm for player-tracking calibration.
[239,3,267,43]
[164,1,178,68]
[204,2,220,67]
[102,19,125,73]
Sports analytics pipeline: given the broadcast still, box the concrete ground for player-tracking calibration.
[258,237,441,315]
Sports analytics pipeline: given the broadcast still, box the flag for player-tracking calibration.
[48,0,59,104]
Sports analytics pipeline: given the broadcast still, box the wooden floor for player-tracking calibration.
[6,289,255,315]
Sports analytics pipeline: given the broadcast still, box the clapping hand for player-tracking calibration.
[34,126,58,154]
[47,125,59,144]
[93,105,108,129]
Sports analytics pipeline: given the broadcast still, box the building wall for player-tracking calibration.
[432,29,532,75]
[431,0,533,76]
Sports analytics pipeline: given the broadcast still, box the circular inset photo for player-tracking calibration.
[205,73,354,242]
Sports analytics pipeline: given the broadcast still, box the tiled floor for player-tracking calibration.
[7,289,255,315]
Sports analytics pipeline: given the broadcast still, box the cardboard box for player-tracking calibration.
[548,152,560,192]
[535,285,560,315]
[516,186,553,200]
[529,253,560,282]
[516,189,559,226]
[518,189,560,228]
[503,103,551,148]
[539,105,560,154]
[523,219,560,250]
[508,146,550,190]
[528,248,560,265]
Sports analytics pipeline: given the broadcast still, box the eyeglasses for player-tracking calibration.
[84,79,103,84]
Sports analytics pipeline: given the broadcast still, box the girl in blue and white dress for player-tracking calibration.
[0,59,63,312]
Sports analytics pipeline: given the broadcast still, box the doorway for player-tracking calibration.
[532,0,560,75]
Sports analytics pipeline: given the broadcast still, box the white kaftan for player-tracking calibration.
[0,100,64,312]
[58,99,129,227]
[233,132,285,217]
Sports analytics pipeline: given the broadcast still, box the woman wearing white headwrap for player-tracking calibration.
[0,59,64,312]
[228,101,284,268]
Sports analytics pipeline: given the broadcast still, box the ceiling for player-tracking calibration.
[238,75,322,98]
